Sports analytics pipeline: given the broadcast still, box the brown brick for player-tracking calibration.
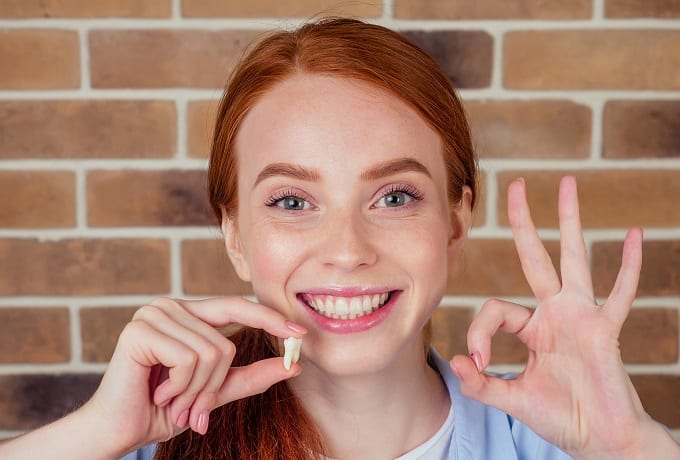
[182,239,253,296]
[395,0,592,19]
[621,308,679,364]
[593,240,680,297]
[631,375,680,428]
[0,239,170,295]
[80,307,137,362]
[0,0,170,17]
[90,30,262,88]
[472,172,486,228]
[504,30,680,89]
[87,170,213,226]
[401,31,493,89]
[0,307,70,363]
[497,170,680,228]
[0,374,101,430]
[0,100,175,159]
[603,100,680,159]
[431,306,474,358]
[466,100,591,159]
[182,0,381,17]
[447,239,561,296]
[0,29,79,89]
[606,0,680,18]
[0,170,75,228]
[187,99,219,158]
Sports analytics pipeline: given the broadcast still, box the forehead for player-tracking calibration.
[235,73,445,183]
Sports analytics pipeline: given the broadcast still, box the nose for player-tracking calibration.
[316,208,378,271]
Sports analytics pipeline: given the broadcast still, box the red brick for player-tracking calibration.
[593,240,680,297]
[504,30,680,89]
[87,170,213,227]
[0,29,79,89]
[497,171,680,228]
[0,0,170,17]
[472,172,486,228]
[182,0,381,17]
[631,375,680,428]
[0,239,170,295]
[447,239,561,296]
[0,100,175,159]
[603,100,680,159]
[395,0,592,19]
[0,170,75,228]
[0,374,101,430]
[182,239,253,296]
[620,308,679,364]
[606,0,680,18]
[80,307,137,362]
[466,100,591,159]
[0,307,70,363]
[401,31,493,89]
[431,306,474,358]
[90,30,261,88]
[187,99,219,158]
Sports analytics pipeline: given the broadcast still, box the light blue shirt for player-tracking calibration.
[121,350,571,460]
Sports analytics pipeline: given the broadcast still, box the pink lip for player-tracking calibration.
[297,290,400,334]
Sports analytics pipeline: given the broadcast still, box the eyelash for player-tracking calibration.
[264,188,311,207]
[380,184,424,202]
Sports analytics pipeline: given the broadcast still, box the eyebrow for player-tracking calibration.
[360,157,432,181]
[252,157,431,189]
[253,163,321,188]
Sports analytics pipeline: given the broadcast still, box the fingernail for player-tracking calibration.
[197,410,209,435]
[176,409,190,428]
[470,352,483,372]
[286,320,307,335]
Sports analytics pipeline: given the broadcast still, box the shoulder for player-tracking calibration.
[118,444,157,460]
[428,349,573,460]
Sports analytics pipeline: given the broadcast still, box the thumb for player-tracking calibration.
[450,354,522,417]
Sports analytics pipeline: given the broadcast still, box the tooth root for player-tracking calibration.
[283,337,302,370]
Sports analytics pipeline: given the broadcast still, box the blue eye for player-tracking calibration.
[375,186,423,208]
[265,190,313,211]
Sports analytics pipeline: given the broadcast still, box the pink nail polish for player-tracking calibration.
[286,320,307,335]
[176,409,190,428]
[470,352,483,372]
[197,411,209,435]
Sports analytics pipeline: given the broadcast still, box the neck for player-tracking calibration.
[289,341,450,460]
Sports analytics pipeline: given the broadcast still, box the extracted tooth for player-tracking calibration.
[283,336,302,371]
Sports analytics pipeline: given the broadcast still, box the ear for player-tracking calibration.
[447,185,473,261]
[221,206,252,282]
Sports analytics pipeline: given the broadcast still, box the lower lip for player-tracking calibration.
[300,291,399,334]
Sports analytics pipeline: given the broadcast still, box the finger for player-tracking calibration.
[507,178,561,301]
[216,357,301,405]
[467,299,533,371]
[558,176,594,296]
[605,227,643,328]
[450,354,523,417]
[178,297,307,339]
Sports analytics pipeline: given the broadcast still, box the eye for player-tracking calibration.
[265,190,314,211]
[374,185,423,208]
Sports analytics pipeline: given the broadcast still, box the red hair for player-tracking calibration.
[156,17,477,460]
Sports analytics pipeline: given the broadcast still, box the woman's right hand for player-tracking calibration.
[82,296,306,456]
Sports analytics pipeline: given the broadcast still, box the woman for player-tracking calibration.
[1,17,677,460]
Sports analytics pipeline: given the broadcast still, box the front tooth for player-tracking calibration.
[349,297,362,317]
[335,297,349,316]
[362,295,372,313]
[324,296,335,315]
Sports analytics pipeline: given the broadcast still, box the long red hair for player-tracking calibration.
[156,17,477,460]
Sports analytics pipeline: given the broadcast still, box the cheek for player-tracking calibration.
[244,227,301,290]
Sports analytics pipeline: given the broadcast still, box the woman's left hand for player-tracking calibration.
[450,176,679,459]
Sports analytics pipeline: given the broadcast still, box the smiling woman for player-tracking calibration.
[0,16,678,460]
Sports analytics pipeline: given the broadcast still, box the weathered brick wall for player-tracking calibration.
[1,0,678,441]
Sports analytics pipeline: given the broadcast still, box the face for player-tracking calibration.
[224,74,470,377]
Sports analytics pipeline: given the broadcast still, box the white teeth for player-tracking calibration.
[303,293,391,319]
[283,336,302,371]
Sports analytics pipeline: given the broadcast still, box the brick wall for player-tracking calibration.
[0,0,679,442]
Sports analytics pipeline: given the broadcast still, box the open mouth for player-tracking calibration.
[298,291,394,320]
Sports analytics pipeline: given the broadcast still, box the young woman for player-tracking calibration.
[1,17,678,460]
